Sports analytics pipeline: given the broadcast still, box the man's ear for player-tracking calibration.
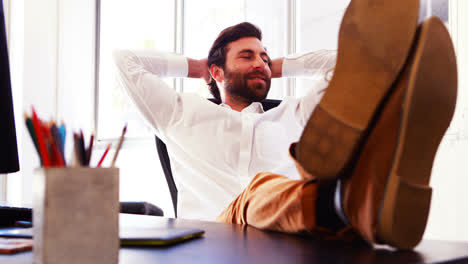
[209,64,224,83]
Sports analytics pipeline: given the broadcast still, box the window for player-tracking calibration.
[98,0,175,140]
[296,0,349,98]
[98,0,290,142]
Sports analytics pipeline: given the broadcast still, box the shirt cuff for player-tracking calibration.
[166,53,188,77]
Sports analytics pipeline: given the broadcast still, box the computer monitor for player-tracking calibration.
[0,1,19,173]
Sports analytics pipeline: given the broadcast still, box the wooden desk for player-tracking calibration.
[3,214,468,264]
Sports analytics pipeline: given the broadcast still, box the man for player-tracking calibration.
[115,0,457,249]
[114,25,335,221]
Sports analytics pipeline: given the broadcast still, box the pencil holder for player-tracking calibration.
[33,167,119,264]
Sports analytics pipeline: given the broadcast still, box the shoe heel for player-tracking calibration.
[377,174,432,249]
[376,17,456,249]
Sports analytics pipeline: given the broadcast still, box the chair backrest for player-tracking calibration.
[155,99,282,217]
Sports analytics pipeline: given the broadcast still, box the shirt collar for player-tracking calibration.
[220,102,265,114]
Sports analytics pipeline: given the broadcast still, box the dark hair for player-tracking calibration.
[207,22,262,101]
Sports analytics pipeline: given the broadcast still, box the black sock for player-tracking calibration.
[315,180,346,231]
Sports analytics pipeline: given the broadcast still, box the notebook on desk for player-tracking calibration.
[0,227,204,246]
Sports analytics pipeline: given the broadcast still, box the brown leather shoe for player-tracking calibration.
[296,0,420,179]
[337,17,457,249]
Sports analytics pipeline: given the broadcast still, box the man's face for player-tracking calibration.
[223,37,272,102]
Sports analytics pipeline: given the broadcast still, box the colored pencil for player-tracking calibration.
[50,122,66,166]
[31,107,51,167]
[85,134,94,166]
[97,143,111,167]
[58,123,66,154]
[42,122,64,167]
[24,114,42,165]
[110,124,127,167]
[73,133,84,166]
[78,130,86,166]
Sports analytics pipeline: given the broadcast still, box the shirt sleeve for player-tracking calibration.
[282,49,336,79]
[283,50,336,127]
[112,49,188,136]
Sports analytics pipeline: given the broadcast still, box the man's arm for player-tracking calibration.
[280,50,337,127]
[184,51,336,82]
[271,58,284,78]
[187,58,210,83]
[282,50,337,79]
[270,50,336,80]
[113,49,191,137]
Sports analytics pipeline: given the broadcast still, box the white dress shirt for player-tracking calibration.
[113,49,336,221]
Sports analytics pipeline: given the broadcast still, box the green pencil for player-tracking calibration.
[24,114,42,165]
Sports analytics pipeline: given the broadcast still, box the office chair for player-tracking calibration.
[120,201,163,216]
[155,98,282,218]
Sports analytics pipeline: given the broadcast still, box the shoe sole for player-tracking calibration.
[376,17,458,249]
[296,0,420,179]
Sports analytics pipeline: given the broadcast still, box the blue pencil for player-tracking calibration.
[58,123,66,154]
[50,122,65,165]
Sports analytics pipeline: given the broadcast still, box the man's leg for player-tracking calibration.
[294,0,457,249]
[334,16,457,249]
[218,17,456,249]
[217,173,314,233]
[217,172,350,239]
[217,0,422,236]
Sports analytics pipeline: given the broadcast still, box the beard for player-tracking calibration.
[223,68,271,103]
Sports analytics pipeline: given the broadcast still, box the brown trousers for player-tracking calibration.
[216,144,327,234]
[216,172,317,233]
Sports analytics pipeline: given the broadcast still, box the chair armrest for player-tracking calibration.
[120,201,164,216]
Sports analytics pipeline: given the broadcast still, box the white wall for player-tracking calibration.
[7,0,59,204]
[57,0,96,133]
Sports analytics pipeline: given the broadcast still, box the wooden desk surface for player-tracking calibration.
[2,214,468,264]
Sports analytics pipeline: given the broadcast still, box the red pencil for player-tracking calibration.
[31,107,51,167]
[42,122,65,167]
[97,143,111,167]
